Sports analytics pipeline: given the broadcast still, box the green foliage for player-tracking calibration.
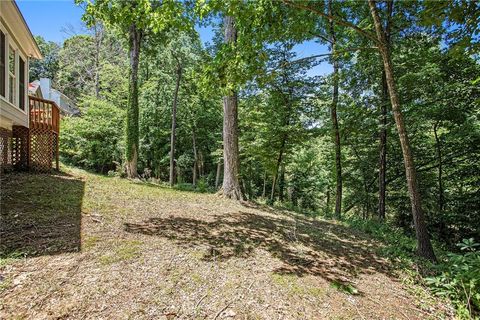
[173,183,196,192]
[138,31,222,182]
[60,98,125,173]
[349,217,479,319]
[196,178,209,193]
[330,280,359,295]
[54,27,128,103]
[40,2,479,316]
[426,239,480,319]
[56,35,96,99]
[29,36,60,82]
[345,217,418,265]
[80,0,189,35]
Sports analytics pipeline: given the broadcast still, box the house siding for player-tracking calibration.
[1,98,28,129]
[0,8,30,130]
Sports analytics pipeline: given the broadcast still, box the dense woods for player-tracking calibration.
[31,0,479,316]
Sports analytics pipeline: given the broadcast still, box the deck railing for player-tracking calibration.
[29,96,60,134]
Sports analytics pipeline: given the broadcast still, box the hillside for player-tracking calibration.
[0,168,451,319]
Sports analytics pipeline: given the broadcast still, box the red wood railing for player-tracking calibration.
[29,96,60,134]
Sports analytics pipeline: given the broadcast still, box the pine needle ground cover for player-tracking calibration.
[1,167,452,319]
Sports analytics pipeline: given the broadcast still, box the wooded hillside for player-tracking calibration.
[23,1,479,317]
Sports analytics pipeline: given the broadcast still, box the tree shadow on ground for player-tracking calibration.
[0,171,85,257]
[124,205,393,288]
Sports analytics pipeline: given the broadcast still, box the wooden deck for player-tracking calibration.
[8,96,61,172]
[29,96,60,134]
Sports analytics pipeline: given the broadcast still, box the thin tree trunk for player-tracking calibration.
[125,23,142,179]
[199,151,204,177]
[192,127,198,187]
[169,63,182,187]
[352,145,372,219]
[94,23,102,98]
[369,0,436,262]
[328,0,342,219]
[270,135,287,202]
[279,163,286,202]
[246,162,253,199]
[364,177,371,219]
[215,160,222,190]
[378,0,392,220]
[433,121,444,211]
[220,16,243,200]
[262,170,267,198]
[326,188,331,215]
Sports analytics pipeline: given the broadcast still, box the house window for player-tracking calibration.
[0,31,5,97]
[19,57,25,110]
[8,46,15,105]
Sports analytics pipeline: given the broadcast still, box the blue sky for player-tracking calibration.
[17,0,332,76]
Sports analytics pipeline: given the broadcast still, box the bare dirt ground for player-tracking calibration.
[0,168,451,319]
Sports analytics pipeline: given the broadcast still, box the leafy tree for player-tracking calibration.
[79,0,188,178]
[29,36,60,82]
[56,35,96,100]
[55,29,128,104]
[60,98,125,172]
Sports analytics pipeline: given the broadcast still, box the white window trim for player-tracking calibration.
[17,50,28,111]
[0,21,7,101]
[0,21,28,116]
[9,44,17,106]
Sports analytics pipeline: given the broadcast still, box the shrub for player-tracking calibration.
[174,183,195,192]
[60,97,125,173]
[348,218,480,318]
[426,239,480,319]
[196,178,209,193]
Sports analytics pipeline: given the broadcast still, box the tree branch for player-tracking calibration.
[282,0,379,45]
[290,46,378,65]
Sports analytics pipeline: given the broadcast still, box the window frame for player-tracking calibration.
[0,21,28,115]
[0,24,6,99]
[19,55,25,110]
[8,44,16,105]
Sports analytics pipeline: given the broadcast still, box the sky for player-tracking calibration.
[16,0,332,76]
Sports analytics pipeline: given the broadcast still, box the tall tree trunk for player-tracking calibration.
[433,121,444,211]
[215,160,222,190]
[369,0,436,262]
[169,63,182,187]
[125,23,142,179]
[378,71,388,220]
[328,0,342,219]
[192,127,198,187]
[220,16,243,200]
[378,0,392,220]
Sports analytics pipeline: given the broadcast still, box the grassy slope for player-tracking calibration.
[0,167,452,319]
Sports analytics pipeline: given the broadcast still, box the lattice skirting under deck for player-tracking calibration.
[29,127,58,172]
[0,127,13,171]
[12,125,30,170]
[10,126,59,172]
